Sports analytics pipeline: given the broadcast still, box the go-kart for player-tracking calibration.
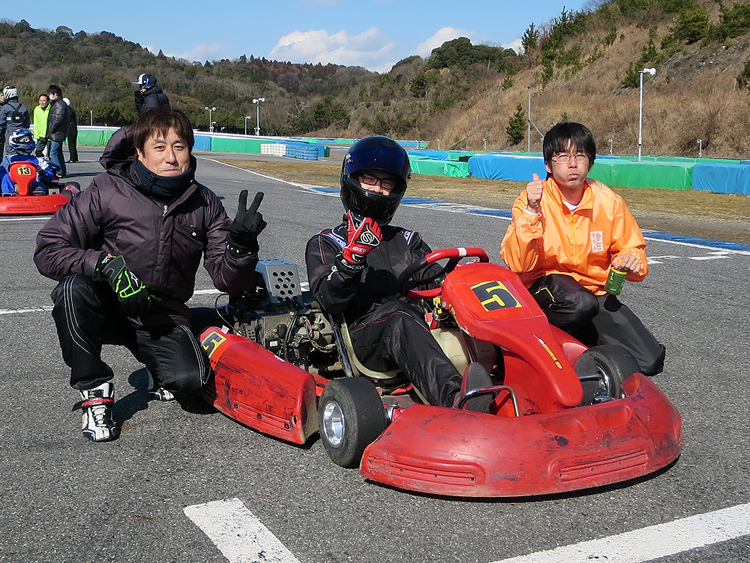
[199,249,682,497]
[0,160,79,215]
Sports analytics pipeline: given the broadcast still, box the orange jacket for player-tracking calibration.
[500,178,648,295]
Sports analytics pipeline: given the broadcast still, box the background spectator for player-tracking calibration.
[63,97,78,163]
[33,94,50,158]
[0,86,31,156]
[46,84,69,177]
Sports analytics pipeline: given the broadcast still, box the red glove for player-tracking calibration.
[342,211,382,266]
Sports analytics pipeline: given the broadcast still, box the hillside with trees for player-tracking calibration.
[3,0,750,158]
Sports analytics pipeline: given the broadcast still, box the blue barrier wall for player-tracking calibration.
[468,154,547,181]
[693,163,750,195]
[194,135,211,151]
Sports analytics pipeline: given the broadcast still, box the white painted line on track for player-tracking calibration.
[0,216,51,222]
[491,502,750,563]
[0,306,53,315]
[184,498,300,563]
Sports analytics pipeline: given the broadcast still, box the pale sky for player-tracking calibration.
[4,1,591,73]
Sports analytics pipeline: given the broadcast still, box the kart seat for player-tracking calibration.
[329,313,429,404]
[330,314,401,380]
[8,162,38,196]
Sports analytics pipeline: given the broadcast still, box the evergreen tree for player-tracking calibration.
[506,104,526,145]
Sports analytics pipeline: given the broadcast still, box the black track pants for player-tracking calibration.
[50,275,208,396]
[349,299,462,407]
[529,274,666,375]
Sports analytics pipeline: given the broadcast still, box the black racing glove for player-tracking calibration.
[93,253,151,317]
[340,211,382,268]
[227,190,266,254]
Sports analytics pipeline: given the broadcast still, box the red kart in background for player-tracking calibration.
[200,248,682,498]
[0,160,79,215]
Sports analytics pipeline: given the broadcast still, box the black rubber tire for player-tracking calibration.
[575,344,639,404]
[61,188,74,200]
[318,378,387,468]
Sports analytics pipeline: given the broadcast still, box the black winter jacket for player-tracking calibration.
[0,99,31,145]
[46,97,69,142]
[34,157,257,326]
[136,86,170,115]
[305,221,437,323]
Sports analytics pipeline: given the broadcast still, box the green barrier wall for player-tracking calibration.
[77,129,116,146]
[589,160,616,186]
[409,156,470,177]
[211,137,263,153]
[591,160,694,190]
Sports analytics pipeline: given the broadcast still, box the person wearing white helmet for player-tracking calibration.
[0,86,31,156]
[62,97,78,163]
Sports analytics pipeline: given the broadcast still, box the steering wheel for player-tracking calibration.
[396,247,489,299]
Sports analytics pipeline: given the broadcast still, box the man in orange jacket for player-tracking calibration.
[501,122,665,375]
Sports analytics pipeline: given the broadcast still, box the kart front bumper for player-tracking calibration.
[0,194,70,215]
[360,373,682,497]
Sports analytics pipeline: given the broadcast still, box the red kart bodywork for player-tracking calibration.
[200,250,682,497]
[0,161,71,215]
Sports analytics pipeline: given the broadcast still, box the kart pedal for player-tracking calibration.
[458,363,493,413]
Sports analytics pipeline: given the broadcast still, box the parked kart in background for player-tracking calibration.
[0,160,79,215]
[200,248,682,498]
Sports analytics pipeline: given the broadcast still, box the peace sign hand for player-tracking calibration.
[227,190,267,254]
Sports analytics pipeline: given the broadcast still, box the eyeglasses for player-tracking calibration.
[359,173,396,192]
[551,153,589,164]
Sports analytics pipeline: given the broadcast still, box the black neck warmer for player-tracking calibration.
[131,158,196,201]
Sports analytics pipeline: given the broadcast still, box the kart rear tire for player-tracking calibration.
[318,378,386,468]
[575,345,639,404]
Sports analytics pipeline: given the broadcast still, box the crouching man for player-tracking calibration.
[34,108,266,442]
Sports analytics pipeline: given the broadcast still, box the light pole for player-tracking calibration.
[697,139,703,158]
[244,116,252,136]
[637,68,656,161]
[252,98,265,135]
[204,106,216,133]
[483,138,487,151]
[86,107,93,126]
[608,138,613,155]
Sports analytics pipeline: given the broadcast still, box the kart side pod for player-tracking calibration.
[200,328,319,444]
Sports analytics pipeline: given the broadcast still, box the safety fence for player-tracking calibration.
[458,152,749,195]
[75,127,748,194]
[75,127,423,162]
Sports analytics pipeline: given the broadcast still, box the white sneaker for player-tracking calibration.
[80,382,119,442]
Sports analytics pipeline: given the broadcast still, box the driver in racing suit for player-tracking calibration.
[0,128,55,195]
[305,136,492,412]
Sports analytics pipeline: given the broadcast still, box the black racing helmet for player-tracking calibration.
[340,136,410,224]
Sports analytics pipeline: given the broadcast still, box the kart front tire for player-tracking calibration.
[575,344,639,404]
[318,378,386,468]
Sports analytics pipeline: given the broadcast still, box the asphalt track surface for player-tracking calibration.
[1,147,748,563]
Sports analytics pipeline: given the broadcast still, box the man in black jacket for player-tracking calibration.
[98,73,171,170]
[45,84,69,177]
[35,108,266,442]
[133,73,170,116]
[305,136,492,412]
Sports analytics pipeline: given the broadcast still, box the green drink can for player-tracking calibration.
[604,267,627,295]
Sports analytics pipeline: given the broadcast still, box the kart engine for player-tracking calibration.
[226,259,338,373]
